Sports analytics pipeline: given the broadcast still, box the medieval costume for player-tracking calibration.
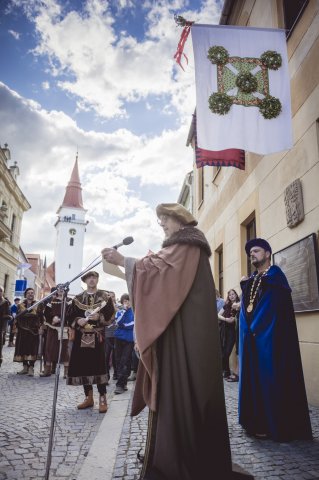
[14,298,43,375]
[67,279,115,413]
[0,295,11,367]
[125,223,233,479]
[239,264,312,442]
[41,293,72,377]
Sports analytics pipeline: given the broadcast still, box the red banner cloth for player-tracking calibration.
[194,115,245,170]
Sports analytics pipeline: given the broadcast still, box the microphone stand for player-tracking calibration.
[15,241,128,480]
[43,242,129,480]
[44,258,104,480]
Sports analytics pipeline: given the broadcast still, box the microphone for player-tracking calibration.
[113,236,134,250]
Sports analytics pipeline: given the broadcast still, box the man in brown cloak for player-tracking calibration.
[102,203,251,480]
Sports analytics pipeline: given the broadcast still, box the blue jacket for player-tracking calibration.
[114,307,134,343]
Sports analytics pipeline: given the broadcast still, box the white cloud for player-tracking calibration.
[9,0,221,121]
[8,29,20,40]
[0,82,191,293]
[1,0,222,295]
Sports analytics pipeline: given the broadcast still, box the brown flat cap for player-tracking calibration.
[156,203,198,226]
[81,270,99,282]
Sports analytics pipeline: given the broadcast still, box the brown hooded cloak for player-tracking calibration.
[128,227,233,480]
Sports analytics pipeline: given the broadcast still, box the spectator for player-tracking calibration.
[215,288,225,313]
[104,291,118,383]
[218,289,240,380]
[0,286,11,366]
[114,294,134,394]
[9,297,20,347]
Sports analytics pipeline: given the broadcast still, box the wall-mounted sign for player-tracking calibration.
[273,234,319,312]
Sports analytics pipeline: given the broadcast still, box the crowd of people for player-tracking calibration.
[0,201,313,479]
[0,275,137,414]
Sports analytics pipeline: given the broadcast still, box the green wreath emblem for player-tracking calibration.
[207,46,229,65]
[260,51,282,70]
[259,95,282,119]
[235,72,258,93]
[208,93,233,115]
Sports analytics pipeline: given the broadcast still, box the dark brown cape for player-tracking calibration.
[130,227,232,479]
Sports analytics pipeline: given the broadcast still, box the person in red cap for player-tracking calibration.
[67,271,115,413]
[239,238,312,441]
[102,203,247,480]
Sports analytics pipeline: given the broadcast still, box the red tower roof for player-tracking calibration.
[61,156,84,209]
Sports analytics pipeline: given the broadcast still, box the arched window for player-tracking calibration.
[70,237,74,246]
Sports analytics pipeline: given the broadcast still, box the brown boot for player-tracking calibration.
[77,390,94,409]
[40,365,51,377]
[99,394,108,413]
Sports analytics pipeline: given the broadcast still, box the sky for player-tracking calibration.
[0,0,222,296]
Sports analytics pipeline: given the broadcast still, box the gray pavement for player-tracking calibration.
[0,343,118,480]
[1,341,319,480]
[111,380,319,480]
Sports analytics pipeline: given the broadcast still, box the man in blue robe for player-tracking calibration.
[239,238,312,442]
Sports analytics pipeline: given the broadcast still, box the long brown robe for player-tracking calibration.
[128,227,233,480]
[14,300,42,362]
[43,297,72,364]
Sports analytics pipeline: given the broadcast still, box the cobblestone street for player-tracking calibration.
[1,342,319,480]
[0,344,116,480]
[113,379,319,480]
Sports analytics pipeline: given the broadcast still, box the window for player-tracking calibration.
[217,246,224,298]
[283,0,309,39]
[246,217,256,276]
[4,274,9,295]
[72,214,76,220]
[197,167,204,206]
[212,166,221,184]
[10,213,16,242]
[70,237,74,246]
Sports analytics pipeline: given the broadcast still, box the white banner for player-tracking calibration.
[192,24,293,155]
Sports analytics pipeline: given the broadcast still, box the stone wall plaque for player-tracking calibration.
[273,234,319,312]
[284,178,304,228]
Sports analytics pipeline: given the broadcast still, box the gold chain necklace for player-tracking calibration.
[246,266,270,313]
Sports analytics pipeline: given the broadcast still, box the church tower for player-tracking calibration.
[54,156,87,295]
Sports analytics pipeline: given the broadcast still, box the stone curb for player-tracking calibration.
[77,384,133,480]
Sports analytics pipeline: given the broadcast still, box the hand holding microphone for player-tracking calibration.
[101,236,134,267]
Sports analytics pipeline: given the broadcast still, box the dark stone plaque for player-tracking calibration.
[273,234,319,312]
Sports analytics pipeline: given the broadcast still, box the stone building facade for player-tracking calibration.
[0,144,30,299]
[187,0,319,405]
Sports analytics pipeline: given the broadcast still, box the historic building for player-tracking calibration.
[185,1,319,405]
[0,144,30,299]
[54,156,88,296]
[25,253,46,300]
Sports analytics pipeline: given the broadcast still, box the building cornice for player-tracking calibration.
[0,160,31,211]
